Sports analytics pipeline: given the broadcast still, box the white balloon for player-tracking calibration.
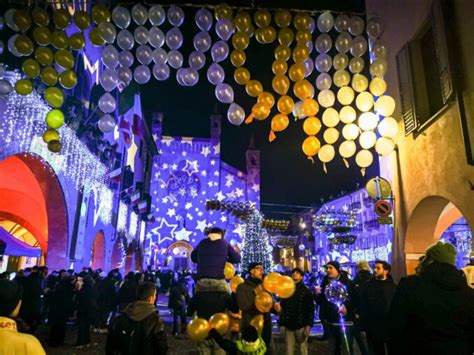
[349,16,364,36]
[168,5,185,27]
[207,63,225,85]
[318,89,335,108]
[149,5,166,26]
[315,34,332,53]
[134,65,151,84]
[119,51,134,67]
[334,14,349,32]
[101,45,119,69]
[335,32,352,53]
[315,53,332,73]
[0,79,13,95]
[152,48,167,64]
[4,9,19,32]
[215,83,234,103]
[167,50,183,69]
[166,27,183,49]
[181,68,199,86]
[227,103,245,126]
[316,73,332,91]
[149,27,165,48]
[317,11,334,33]
[153,63,170,81]
[350,36,368,57]
[193,31,212,52]
[136,45,153,65]
[195,8,213,32]
[211,41,229,62]
[333,53,349,70]
[134,26,149,45]
[112,6,131,29]
[117,29,134,51]
[367,17,384,39]
[8,34,22,57]
[98,114,116,133]
[118,67,133,86]
[99,93,116,113]
[100,69,119,92]
[189,51,206,70]
[98,21,117,44]
[132,3,148,26]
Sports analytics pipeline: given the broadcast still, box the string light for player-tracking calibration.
[91,183,113,225]
[117,201,128,233]
[129,212,138,241]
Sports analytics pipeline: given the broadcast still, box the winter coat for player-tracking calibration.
[99,277,118,310]
[279,281,315,330]
[168,284,188,310]
[76,283,99,322]
[353,270,372,301]
[388,262,474,355]
[0,317,45,355]
[17,275,43,316]
[48,278,74,321]
[117,281,138,310]
[187,290,236,320]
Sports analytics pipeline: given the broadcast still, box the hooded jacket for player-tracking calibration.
[279,281,315,330]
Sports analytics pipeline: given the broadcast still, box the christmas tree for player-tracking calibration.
[241,210,274,272]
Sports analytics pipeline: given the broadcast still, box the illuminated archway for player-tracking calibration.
[0,153,68,270]
[90,230,106,270]
[167,241,193,271]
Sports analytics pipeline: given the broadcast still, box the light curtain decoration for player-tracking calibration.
[2,4,396,174]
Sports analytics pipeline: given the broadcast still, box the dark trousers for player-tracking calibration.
[328,323,354,355]
[22,312,41,334]
[49,317,67,346]
[172,307,187,334]
[367,333,387,355]
[76,316,91,346]
[353,320,368,355]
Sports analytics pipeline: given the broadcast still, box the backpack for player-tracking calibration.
[111,313,142,355]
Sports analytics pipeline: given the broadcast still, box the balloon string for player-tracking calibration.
[343,158,349,168]
[307,156,314,164]
[361,168,366,176]
[323,163,327,174]
[269,130,276,142]
[244,114,254,124]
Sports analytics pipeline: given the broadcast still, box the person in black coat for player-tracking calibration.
[48,271,74,347]
[360,260,396,355]
[168,279,189,336]
[388,242,474,355]
[75,274,99,348]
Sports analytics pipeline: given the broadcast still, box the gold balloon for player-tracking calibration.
[44,87,64,108]
[230,276,244,293]
[250,315,264,335]
[294,80,313,100]
[42,129,60,143]
[59,70,78,89]
[274,10,292,28]
[32,7,50,27]
[22,58,41,79]
[232,32,249,50]
[209,313,230,335]
[275,275,296,298]
[234,67,250,85]
[15,35,34,55]
[252,102,270,121]
[15,79,33,96]
[258,92,275,108]
[14,10,32,32]
[35,47,54,66]
[292,46,309,64]
[73,10,91,31]
[263,272,282,293]
[224,262,235,280]
[262,26,277,43]
[215,3,233,20]
[187,318,210,342]
[246,24,255,38]
[91,4,111,24]
[41,66,58,86]
[55,49,75,70]
[53,9,71,29]
[296,30,312,44]
[33,26,52,46]
[234,11,251,32]
[277,95,294,115]
[303,117,322,135]
[274,45,291,61]
[289,63,305,82]
[272,59,288,75]
[89,27,105,47]
[255,291,273,313]
[303,98,319,117]
[278,28,294,46]
[254,9,271,28]
[271,114,289,132]
[69,33,86,50]
[302,136,321,158]
[48,140,62,153]
[254,28,265,44]
[293,13,311,31]
[272,75,290,96]
[230,49,246,67]
[245,80,263,97]
[52,31,68,49]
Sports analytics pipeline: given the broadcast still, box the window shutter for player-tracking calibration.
[431,0,454,103]
[396,44,418,135]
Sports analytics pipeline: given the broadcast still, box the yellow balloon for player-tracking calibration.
[209,313,230,335]
[14,10,32,32]
[277,95,294,115]
[250,315,264,335]
[302,136,321,157]
[271,114,289,132]
[272,59,288,76]
[215,4,233,20]
[246,24,255,38]
[52,31,68,49]
[293,13,311,31]
[15,79,33,96]
[230,276,244,293]
[35,47,54,66]
[234,11,251,32]
[292,45,309,64]
[45,109,65,129]
[252,102,270,121]
[255,291,273,313]
[324,128,340,144]
[224,262,235,280]
[89,27,105,47]
[22,58,41,79]
[254,28,265,44]
[187,318,210,342]
[272,75,290,96]
[258,92,275,108]
[42,129,60,144]
[55,49,75,70]
[262,26,277,43]
[91,4,111,24]
[296,30,312,44]
[254,9,271,28]
[303,98,319,117]
[53,9,71,29]
[32,7,50,27]
[232,32,249,50]
[293,80,313,100]
[59,70,78,89]
[274,45,291,61]
[274,10,292,28]
[15,35,34,55]
[48,140,62,153]
[41,66,58,86]
[303,117,322,135]
[263,272,281,293]
[33,26,52,46]
[69,33,86,50]
[234,67,250,85]
[275,276,296,298]
[278,28,294,46]
[230,49,246,67]
[73,10,91,31]
[289,63,305,82]
[245,80,263,97]
[44,87,64,108]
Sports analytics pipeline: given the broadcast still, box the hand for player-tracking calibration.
[314,285,321,294]
[273,303,281,313]
[338,305,347,316]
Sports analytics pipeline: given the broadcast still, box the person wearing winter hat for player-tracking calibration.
[0,279,45,355]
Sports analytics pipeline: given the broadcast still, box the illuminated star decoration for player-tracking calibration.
[147,218,178,245]
[174,228,192,242]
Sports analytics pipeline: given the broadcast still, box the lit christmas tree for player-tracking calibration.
[241,210,274,272]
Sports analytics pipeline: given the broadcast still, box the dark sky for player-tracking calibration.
[141,0,379,216]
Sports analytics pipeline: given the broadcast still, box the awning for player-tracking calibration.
[0,227,42,258]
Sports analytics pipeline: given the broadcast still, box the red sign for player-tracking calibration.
[374,200,392,217]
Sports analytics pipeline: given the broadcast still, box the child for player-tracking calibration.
[209,325,267,354]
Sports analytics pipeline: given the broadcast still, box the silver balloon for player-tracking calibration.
[166,27,183,49]
[8,34,22,57]
[333,53,349,70]
[211,41,229,63]
[153,63,170,81]
[335,32,352,53]
[315,34,332,53]
[303,58,314,77]
[216,18,234,41]
[98,114,116,133]
[195,8,213,32]
[207,63,225,85]
[134,26,149,45]
[0,15,4,31]
[99,93,116,113]
[98,21,117,44]
[189,51,206,70]
[215,83,234,103]
[349,16,364,36]
[193,31,211,52]
[334,14,349,32]
[293,100,307,119]
[118,67,133,86]
[152,48,167,64]
[100,69,119,92]
[325,281,348,305]
[372,40,388,59]
[4,9,19,32]
[315,53,332,73]
[317,11,334,33]
[176,68,186,86]
[136,45,153,65]
[227,103,245,126]
[0,79,13,95]
[349,57,365,74]
[117,29,135,51]
[168,5,184,27]
[307,40,314,54]
[316,73,332,91]
[132,3,148,26]
[149,27,165,48]
[308,17,316,33]
[350,36,368,57]
[167,50,183,69]
[112,6,131,29]
[119,51,134,67]
[367,17,384,38]
[101,45,119,69]
[182,67,199,86]
[134,64,151,84]
[149,5,166,26]
[0,40,4,55]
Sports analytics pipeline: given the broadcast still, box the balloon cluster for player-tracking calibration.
[262,218,290,233]
[205,199,255,222]
[262,272,295,299]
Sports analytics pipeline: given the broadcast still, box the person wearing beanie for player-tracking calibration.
[388,242,474,354]
[0,279,46,355]
[210,325,267,354]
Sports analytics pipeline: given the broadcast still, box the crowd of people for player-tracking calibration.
[0,228,473,355]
